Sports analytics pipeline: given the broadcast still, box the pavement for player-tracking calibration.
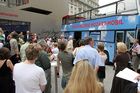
[51,62,115,93]
[104,65,115,93]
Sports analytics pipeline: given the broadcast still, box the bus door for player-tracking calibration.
[112,31,125,60]
[125,31,136,49]
[74,31,81,41]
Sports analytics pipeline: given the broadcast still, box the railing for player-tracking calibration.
[63,0,138,24]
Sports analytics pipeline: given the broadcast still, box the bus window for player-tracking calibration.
[100,31,115,42]
[89,31,100,41]
[116,31,124,42]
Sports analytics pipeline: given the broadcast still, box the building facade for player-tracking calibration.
[68,0,99,17]
[0,0,68,38]
[0,0,99,37]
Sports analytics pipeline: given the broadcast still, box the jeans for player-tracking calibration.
[61,76,68,89]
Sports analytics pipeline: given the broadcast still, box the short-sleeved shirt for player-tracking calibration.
[73,45,102,68]
[58,51,73,79]
[99,53,107,66]
[20,42,30,62]
[13,62,47,93]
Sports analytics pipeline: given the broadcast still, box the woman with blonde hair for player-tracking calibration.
[111,42,131,93]
[64,59,102,93]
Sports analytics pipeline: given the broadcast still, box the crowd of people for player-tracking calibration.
[1,27,140,93]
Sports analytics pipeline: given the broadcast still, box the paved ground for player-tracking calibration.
[51,62,115,93]
[104,65,115,93]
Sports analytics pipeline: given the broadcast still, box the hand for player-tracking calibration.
[135,75,140,81]
[57,72,60,78]
[16,54,19,58]
[56,67,60,78]
[114,63,117,68]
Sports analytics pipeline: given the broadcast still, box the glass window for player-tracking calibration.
[101,31,115,42]
[116,32,124,42]
[126,31,135,49]
[90,31,100,40]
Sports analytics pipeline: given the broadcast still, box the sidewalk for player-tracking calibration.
[51,62,114,93]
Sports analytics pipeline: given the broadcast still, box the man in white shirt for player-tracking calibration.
[73,37,102,69]
[13,43,47,93]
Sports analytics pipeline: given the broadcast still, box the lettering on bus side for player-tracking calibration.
[72,19,123,29]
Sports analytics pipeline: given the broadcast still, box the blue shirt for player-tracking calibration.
[73,45,102,68]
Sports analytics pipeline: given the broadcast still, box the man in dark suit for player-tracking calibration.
[24,31,31,42]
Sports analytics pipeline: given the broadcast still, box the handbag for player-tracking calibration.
[97,66,105,79]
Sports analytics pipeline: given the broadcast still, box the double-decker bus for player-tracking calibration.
[61,0,140,63]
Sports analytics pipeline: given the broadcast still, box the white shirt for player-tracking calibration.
[20,42,30,62]
[73,45,102,68]
[10,38,19,56]
[51,47,59,61]
[13,63,47,93]
[52,47,59,54]
[73,46,84,57]
[99,53,107,66]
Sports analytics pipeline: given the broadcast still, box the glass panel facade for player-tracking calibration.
[0,0,29,7]
[0,19,30,33]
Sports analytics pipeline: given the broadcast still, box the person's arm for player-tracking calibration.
[39,52,51,70]
[136,75,140,93]
[40,85,46,92]
[39,69,47,92]
[135,75,140,81]
[73,48,78,57]
[73,49,83,65]
[95,51,102,71]
[95,66,99,72]
[6,59,14,71]
[132,48,137,53]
